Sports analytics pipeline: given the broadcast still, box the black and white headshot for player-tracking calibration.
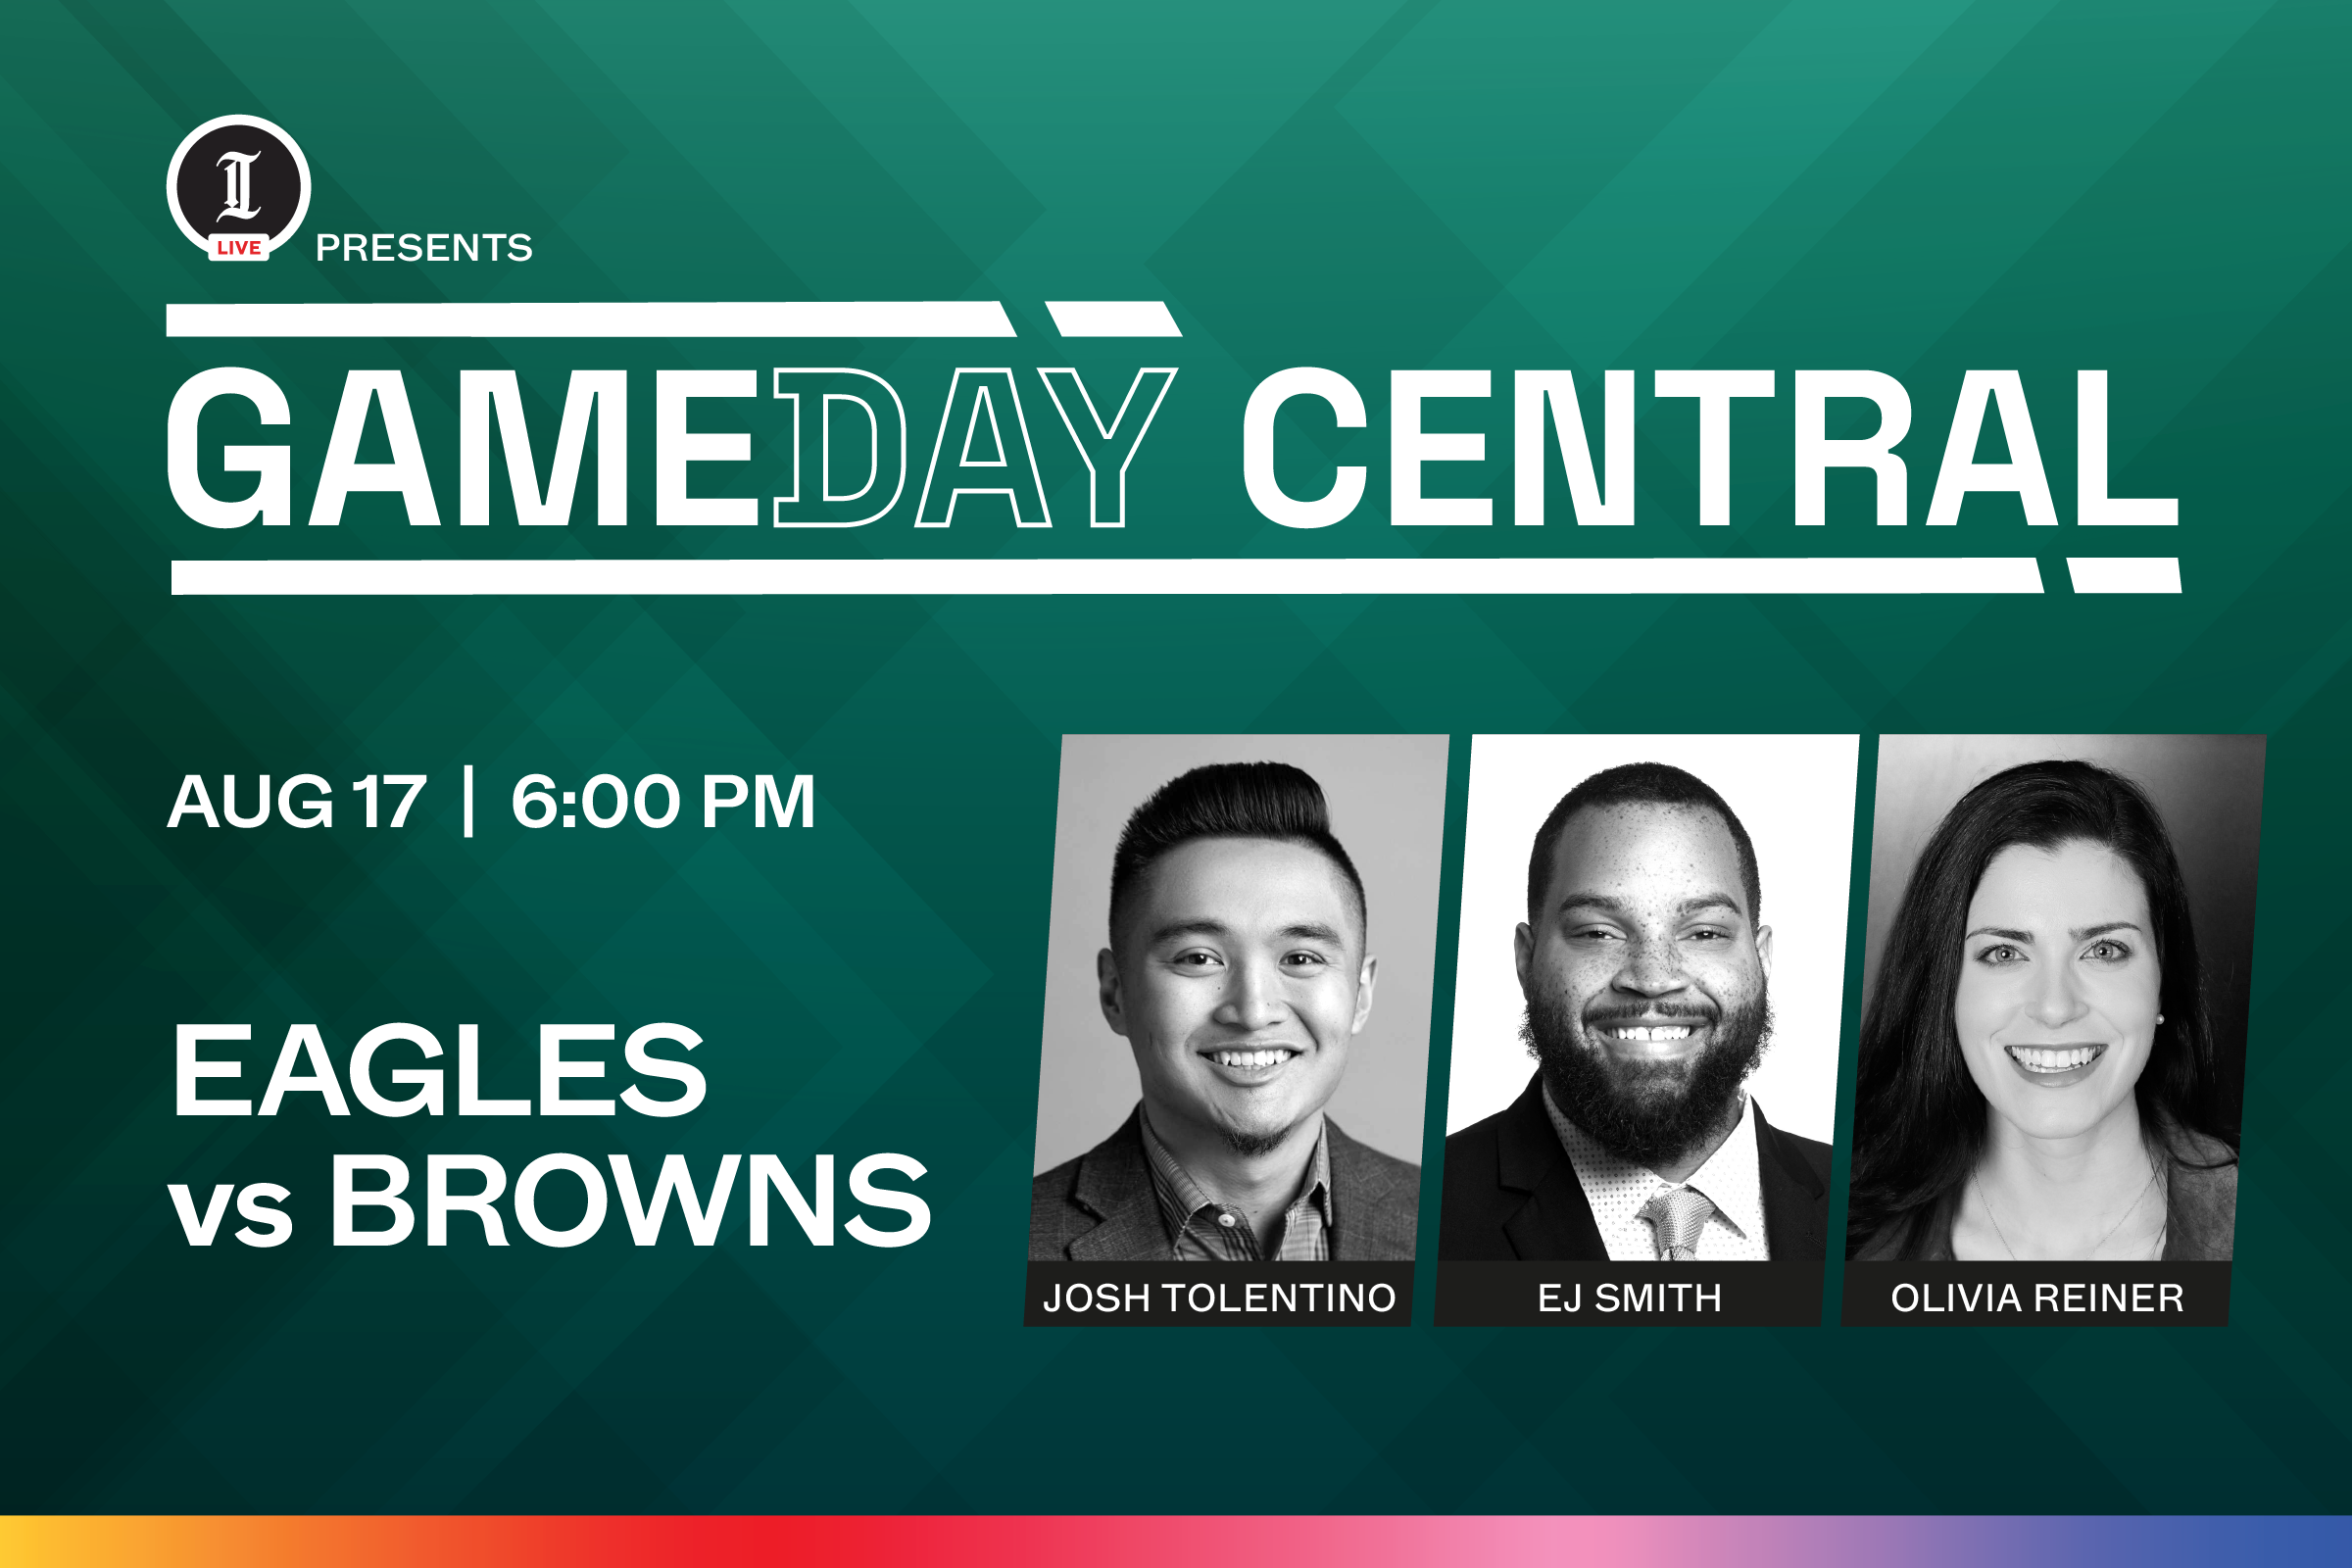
[1847,735,2261,1263]
[1440,735,1855,1264]
[1030,736,1446,1263]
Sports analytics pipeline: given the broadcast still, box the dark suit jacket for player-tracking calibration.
[1031,1107,1421,1261]
[1439,1072,1830,1261]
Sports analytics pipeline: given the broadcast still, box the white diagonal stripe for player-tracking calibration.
[172,556,2048,596]
[2067,557,2181,594]
[1043,300,1182,337]
[165,300,1017,338]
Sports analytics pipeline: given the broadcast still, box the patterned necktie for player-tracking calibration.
[1639,1186,1716,1261]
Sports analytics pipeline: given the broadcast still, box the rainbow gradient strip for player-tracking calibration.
[3,1516,2345,1565]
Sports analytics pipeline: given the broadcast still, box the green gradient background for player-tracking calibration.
[4,0,2348,1512]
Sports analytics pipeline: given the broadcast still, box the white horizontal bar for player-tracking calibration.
[172,557,2045,596]
[1044,300,1182,337]
[165,300,1017,338]
[2067,556,2180,594]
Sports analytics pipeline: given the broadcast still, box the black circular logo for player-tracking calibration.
[166,115,310,259]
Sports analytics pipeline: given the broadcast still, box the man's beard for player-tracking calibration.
[1522,988,1773,1169]
[1221,1125,1291,1158]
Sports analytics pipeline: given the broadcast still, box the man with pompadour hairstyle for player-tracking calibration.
[1031,760,1420,1262]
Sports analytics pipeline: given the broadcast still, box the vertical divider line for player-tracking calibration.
[464,764,474,839]
[1412,732,1477,1331]
[1820,732,1882,1328]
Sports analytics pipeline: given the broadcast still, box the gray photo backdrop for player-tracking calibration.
[1033,734,1449,1173]
[1865,734,2266,1126]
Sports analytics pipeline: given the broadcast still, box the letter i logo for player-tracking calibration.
[168,115,310,262]
[217,150,261,221]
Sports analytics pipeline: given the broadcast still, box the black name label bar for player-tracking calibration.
[1841,1261,2231,1326]
[1436,1261,1824,1326]
[1024,1262,1414,1326]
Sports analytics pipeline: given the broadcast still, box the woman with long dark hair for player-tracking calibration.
[1848,760,2237,1261]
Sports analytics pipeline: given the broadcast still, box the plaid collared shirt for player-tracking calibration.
[1138,1108,1334,1261]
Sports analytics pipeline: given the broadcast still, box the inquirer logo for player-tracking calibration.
[167,115,310,262]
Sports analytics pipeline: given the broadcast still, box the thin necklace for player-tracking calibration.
[1976,1161,2161,1260]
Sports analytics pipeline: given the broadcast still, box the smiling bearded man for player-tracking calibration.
[1524,975,1774,1176]
[1440,762,1831,1263]
[1030,761,1421,1263]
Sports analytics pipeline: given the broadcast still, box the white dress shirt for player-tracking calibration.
[1543,1082,1773,1261]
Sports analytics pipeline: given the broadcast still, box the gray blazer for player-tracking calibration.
[1851,1131,2238,1261]
[1030,1107,1421,1261]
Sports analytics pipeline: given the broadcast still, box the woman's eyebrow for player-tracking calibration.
[1964,920,2146,944]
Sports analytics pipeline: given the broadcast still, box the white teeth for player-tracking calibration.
[2011,1046,2102,1073]
[1211,1049,1292,1069]
[1608,1025,1693,1043]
